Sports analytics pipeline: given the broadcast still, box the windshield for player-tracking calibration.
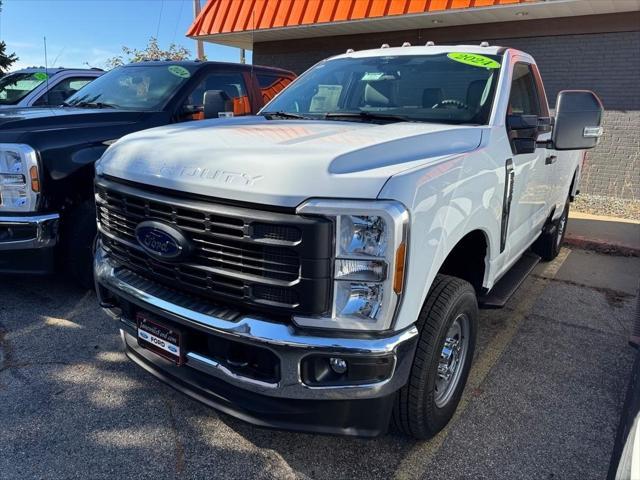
[65,64,195,111]
[263,53,503,125]
[0,72,51,105]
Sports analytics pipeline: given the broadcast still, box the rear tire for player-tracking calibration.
[534,196,570,262]
[61,201,97,290]
[393,274,478,439]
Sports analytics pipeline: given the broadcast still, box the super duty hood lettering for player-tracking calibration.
[134,161,264,186]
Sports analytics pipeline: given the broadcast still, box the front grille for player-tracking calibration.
[96,177,333,316]
[252,223,300,242]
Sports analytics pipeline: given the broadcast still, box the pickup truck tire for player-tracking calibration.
[62,201,97,290]
[534,196,570,262]
[393,274,478,439]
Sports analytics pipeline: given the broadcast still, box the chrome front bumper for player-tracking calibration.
[0,213,59,250]
[95,244,418,401]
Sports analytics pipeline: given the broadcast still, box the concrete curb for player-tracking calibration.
[564,235,640,257]
[569,211,640,225]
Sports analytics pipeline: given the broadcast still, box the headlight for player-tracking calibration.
[339,215,388,256]
[0,144,40,212]
[295,199,409,331]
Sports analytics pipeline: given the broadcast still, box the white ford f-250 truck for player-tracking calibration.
[94,44,603,438]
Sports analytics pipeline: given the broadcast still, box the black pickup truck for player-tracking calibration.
[0,60,295,285]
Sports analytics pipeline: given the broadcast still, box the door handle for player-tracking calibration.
[545,155,557,165]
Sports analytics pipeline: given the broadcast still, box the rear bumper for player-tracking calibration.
[95,243,419,435]
[0,213,59,274]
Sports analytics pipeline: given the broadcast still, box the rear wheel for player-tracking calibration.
[393,274,478,439]
[534,196,570,261]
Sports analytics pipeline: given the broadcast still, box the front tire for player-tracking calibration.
[394,274,478,439]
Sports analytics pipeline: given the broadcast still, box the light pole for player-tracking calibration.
[193,0,205,60]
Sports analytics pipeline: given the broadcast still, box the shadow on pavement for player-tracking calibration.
[1,251,638,479]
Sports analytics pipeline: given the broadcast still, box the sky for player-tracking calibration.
[0,0,251,71]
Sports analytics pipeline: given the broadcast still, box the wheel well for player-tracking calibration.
[438,230,487,293]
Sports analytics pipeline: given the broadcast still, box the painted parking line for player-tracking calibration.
[394,248,571,480]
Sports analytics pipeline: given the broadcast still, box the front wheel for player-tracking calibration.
[393,274,478,439]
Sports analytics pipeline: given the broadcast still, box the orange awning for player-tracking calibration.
[188,0,533,38]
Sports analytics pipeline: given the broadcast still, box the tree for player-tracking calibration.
[0,1,19,73]
[0,41,18,73]
[106,37,191,69]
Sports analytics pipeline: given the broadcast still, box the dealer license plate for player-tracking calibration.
[136,312,184,365]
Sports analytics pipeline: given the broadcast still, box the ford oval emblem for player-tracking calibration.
[134,221,191,261]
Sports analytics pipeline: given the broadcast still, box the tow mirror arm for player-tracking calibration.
[507,114,552,154]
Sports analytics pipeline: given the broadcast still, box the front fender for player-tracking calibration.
[43,143,108,181]
[38,143,109,211]
[379,148,505,331]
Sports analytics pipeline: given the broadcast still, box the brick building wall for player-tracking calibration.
[498,32,640,201]
[254,24,639,200]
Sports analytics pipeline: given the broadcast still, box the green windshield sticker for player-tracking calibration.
[168,65,191,78]
[447,53,501,69]
[33,72,49,81]
[362,72,385,81]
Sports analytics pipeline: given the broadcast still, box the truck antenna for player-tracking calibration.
[43,36,51,106]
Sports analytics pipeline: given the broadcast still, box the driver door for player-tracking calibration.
[504,61,551,257]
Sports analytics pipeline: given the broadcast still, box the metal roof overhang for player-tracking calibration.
[188,0,640,50]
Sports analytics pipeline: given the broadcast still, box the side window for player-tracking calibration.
[256,74,293,103]
[507,63,541,116]
[33,76,94,106]
[182,72,250,120]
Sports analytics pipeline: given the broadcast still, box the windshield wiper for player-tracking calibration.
[324,111,411,123]
[262,111,310,120]
[72,101,119,109]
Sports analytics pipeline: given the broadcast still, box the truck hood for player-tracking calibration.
[99,116,483,208]
[0,107,156,133]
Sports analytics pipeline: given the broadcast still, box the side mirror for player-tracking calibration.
[203,90,231,119]
[552,90,603,150]
[507,114,540,154]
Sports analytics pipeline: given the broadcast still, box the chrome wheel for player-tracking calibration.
[435,313,470,408]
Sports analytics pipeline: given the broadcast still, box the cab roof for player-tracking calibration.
[331,44,516,60]
[124,59,294,75]
[11,67,104,75]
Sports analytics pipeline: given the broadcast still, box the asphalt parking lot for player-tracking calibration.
[1,247,638,480]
